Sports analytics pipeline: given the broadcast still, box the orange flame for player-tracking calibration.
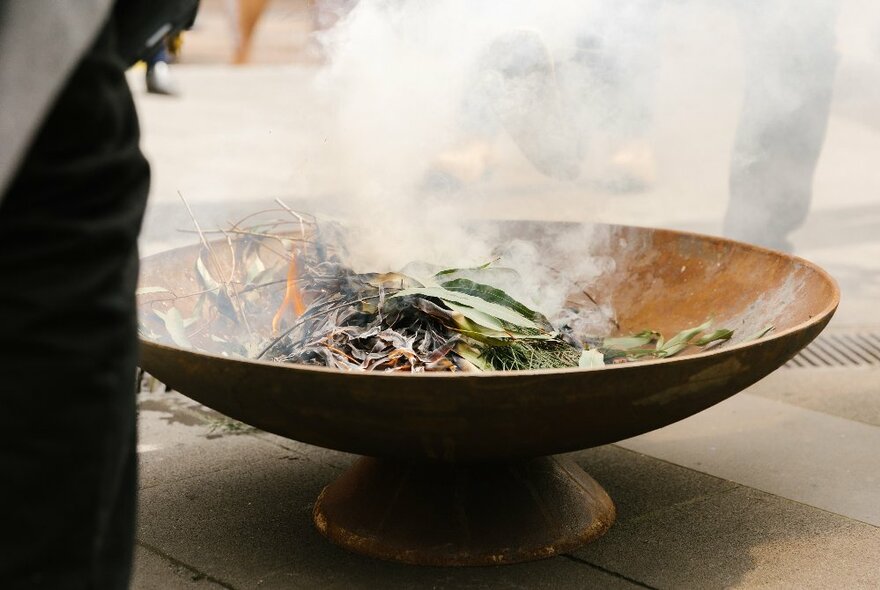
[272,251,306,333]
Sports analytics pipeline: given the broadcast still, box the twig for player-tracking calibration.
[275,198,307,240]
[255,294,384,360]
[177,191,254,338]
[177,227,319,244]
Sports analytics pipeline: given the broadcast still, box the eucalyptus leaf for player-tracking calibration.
[657,319,713,357]
[440,278,551,327]
[195,255,220,291]
[603,335,653,350]
[745,325,775,341]
[695,329,734,347]
[578,349,606,368]
[454,342,491,371]
[434,257,501,278]
[162,307,192,349]
[245,254,267,284]
[442,301,508,333]
[389,287,539,330]
[210,289,239,323]
[450,312,555,345]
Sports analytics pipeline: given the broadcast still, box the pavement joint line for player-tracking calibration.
[747,383,880,430]
[613,434,880,530]
[136,540,240,590]
[603,443,880,527]
[559,553,659,589]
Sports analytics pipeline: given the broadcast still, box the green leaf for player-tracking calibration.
[695,329,734,347]
[440,278,550,327]
[454,342,491,371]
[657,319,713,357]
[603,335,653,350]
[443,301,509,333]
[434,257,501,278]
[578,349,606,368]
[162,307,192,349]
[136,286,171,296]
[745,325,775,341]
[389,287,540,330]
[450,313,556,345]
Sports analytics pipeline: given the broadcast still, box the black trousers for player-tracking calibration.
[0,15,149,590]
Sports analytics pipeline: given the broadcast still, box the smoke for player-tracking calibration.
[289,0,845,323]
[308,0,614,323]
[311,0,842,241]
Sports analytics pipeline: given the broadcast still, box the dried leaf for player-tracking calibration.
[745,325,775,341]
[657,319,713,357]
[578,348,606,368]
[695,329,734,347]
[245,254,267,284]
[162,307,192,349]
[195,255,220,291]
[603,335,653,350]
[136,286,171,296]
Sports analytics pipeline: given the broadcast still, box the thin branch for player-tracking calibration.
[178,191,254,338]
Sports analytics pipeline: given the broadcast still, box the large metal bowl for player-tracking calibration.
[138,220,838,565]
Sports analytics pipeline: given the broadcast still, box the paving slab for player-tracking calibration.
[136,403,880,589]
[139,390,296,490]
[131,545,230,590]
[747,367,880,427]
[136,428,640,590]
[618,392,880,526]
[572,485,880,590]
[571,445,737,524]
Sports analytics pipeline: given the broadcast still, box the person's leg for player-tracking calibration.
[233,0,269,64]
[567,0,662,190]
[0,14,149,589]
[726,0,838,251]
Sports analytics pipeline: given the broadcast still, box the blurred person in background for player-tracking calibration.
[0,1,198,586]
[144,31,191,96]
[145,36,179,95]
[457,0,838,251]
[230,0,357,63]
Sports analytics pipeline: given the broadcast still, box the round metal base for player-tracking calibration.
[313,456,616,566]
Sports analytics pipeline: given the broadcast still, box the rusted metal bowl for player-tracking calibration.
[138,220,838,566]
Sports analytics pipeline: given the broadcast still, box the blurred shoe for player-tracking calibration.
[146,61,179,96]
[599,138,656,193]
[432,140,493,185]
[423,139,493,192]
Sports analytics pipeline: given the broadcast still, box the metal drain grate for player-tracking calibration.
[786,332,880,368]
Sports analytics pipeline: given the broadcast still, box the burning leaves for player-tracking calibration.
[261,264,584,372]
[137,206,771,373]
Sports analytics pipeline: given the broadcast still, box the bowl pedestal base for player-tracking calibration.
[313,455,616,566]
